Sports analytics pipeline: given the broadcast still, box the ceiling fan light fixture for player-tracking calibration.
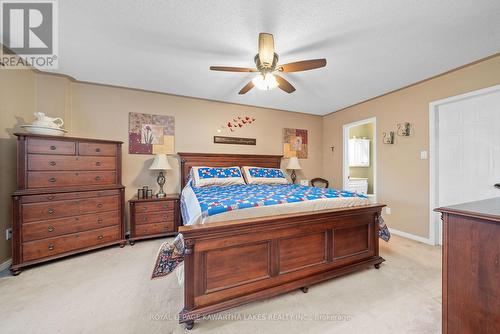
[252,73,279,91]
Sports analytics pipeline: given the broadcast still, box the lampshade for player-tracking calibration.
[286,157,302,170]
[149,154,172,171]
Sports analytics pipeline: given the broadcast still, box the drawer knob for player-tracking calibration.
[50,145,56,150]
[95,148,101,153]
[48,226,54,232]
[97,203,103,208]
[95,161,101,166]
[163,216,168,220]
[143,217,148,222]
[49,161,56,166]
[48,244,55,251]
[97,235,104,240]
[142,207,148,211]
[47,195,55,200]
[97,218,103,224]
[95,176,101,181]
[48,208,55,214]
[48,177,57,183]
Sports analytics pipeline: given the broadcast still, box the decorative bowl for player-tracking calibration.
[20,125,68,136]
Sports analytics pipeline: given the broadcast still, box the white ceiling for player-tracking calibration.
[49,0,500,115]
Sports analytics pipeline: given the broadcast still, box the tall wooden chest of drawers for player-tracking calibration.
[436,198,500,334]
[11,133,126,275]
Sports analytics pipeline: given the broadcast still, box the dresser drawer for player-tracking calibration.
[135,211,173,225]
[28,155,116,171]
[22,211,120,242]
[27,171,116,188]
[21,189,120,204]
[22,195,119,222]
[79,196,120,215]
[78,142,117,156]
[27,138,76,155]
[135,221,174,237]
[22,225,121,262]
[135,201,174,213]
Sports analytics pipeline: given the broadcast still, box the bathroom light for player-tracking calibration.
[252,73,279,90]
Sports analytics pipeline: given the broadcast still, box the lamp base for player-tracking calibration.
[291,170,297,184]
[156,171,166,198]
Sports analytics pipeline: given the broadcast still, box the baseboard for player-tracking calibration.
[390,228,435,245]
[0,258,12,272]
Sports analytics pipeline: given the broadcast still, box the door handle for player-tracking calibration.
[495,183,500,189]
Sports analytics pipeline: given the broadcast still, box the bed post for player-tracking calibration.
[374,211,382,269]
[180,238,195,330]
[180,156,187,189]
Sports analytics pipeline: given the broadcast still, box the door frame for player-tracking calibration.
[429,83,500,245]
[343,117,377,201]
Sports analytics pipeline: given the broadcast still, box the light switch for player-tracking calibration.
[385,207,391,215]
[300,179,310,186]
[420,150,428,160]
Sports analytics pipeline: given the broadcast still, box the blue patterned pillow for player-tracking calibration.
[242,166,289,184]
[191,166,245,187]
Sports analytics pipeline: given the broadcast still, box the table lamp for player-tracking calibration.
[149,154,172,198]
[286,157,302,184]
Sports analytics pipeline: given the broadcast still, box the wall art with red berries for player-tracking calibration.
[219,115,256,133]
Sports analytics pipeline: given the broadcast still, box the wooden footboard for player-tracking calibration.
[178,204,385,329]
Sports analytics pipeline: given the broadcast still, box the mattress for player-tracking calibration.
[181,182,370,226]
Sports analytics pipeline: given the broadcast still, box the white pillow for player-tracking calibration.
[241,166,289,185]
[191,166,246,187]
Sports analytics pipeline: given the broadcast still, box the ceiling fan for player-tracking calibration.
[209,33,327,94]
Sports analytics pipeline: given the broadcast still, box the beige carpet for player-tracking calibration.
[0,235,441,334]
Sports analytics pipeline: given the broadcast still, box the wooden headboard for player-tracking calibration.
[178,152,283,188]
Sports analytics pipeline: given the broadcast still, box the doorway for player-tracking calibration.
[430,84,500,245]
[343,117,377,200]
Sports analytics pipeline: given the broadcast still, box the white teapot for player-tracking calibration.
[32,112,64,129]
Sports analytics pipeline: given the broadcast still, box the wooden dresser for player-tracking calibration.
[128,195,179,245]
[11,133,126,275]
[435,198,500,334]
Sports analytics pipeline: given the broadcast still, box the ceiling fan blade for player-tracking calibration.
[210,66,257,72]
[275,75,296,93]
[238,81,254,94]
[278,59,327,72]
[258,33,275,67]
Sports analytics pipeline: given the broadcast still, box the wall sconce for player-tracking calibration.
[397,122,413,137]
[383,131,395,144]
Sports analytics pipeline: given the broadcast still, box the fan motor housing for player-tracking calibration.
[254,53,279,72]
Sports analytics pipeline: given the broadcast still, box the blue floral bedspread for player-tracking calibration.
[192,183,365,217]
[189,183,390,241]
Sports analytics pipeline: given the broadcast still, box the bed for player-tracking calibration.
[177,152,385,329]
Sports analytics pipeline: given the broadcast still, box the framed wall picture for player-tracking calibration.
[283,128,308,158]
[129,112,175,154]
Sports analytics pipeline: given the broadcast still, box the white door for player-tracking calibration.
[438,88,500,207]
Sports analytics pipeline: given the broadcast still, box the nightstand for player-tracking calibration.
[128,194,179,245]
